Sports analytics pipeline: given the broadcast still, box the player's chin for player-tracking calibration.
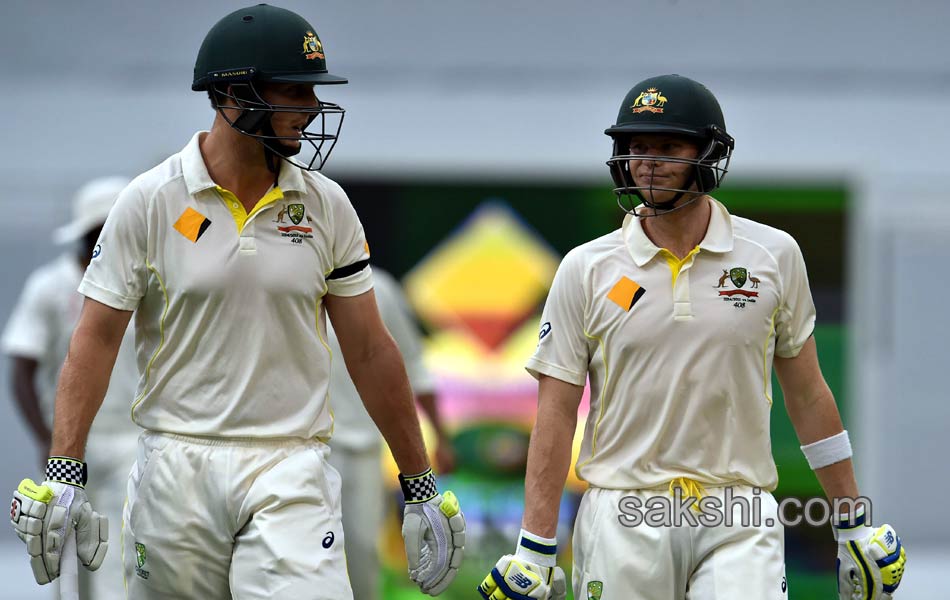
[641,190,675,206]
[269,138,304,158]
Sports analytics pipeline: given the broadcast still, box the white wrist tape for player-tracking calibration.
[800,430,852,470]
[514,528,557,567]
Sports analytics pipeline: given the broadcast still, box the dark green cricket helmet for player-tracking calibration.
[605,74,734,211]
[192,4,347,171]
[192,3,347,91]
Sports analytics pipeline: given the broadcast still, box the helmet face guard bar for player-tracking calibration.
[211,82,344,171]
[606,131,733,215]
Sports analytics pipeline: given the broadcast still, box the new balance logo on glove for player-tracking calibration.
[511,572,534,589]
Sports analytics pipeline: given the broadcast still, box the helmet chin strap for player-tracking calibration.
[259,119,295,174]
[636,191,706,218]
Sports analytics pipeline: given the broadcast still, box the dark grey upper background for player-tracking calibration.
[0,3,946,593]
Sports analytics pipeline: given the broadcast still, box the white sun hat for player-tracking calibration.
[53,176,131,244]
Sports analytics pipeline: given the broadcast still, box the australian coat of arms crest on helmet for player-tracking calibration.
[302,31,324,60]
[632,88,668,114]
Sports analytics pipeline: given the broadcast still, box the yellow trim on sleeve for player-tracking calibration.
[215,185,284,233]
[130,261,169,423]
[575,330,608,471]
[315,295,335,440]
[660,246,700,289]
[762,307,780,407]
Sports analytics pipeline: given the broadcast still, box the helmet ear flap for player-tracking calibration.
[695,130,733,192]
[697,162,717,192]
[608,135,630,190]
[222,83,272,134]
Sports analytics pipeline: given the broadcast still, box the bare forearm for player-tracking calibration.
[523,379,581,537]
[349,336,428,474]
[786,386,858,500]
[814,459,859,505]
[50,324,121,459]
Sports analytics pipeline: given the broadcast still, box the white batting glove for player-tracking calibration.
[400,468,465,595]
[478,530,567,600]
[9,457,108,584]
[835,512,906,599]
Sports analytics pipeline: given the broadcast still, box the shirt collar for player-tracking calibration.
[181,131,308,196]
[622,197,734,267]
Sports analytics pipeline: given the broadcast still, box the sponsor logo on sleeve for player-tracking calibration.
[539,321,552,341]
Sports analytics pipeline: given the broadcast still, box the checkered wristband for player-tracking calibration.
[45,456,87,488]
[398,468,438,504]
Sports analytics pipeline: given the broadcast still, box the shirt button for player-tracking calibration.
[232,202,239,209]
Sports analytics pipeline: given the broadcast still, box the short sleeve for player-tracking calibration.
[78,184,147,311]
[374,270,435,394]
[325,182,372,297]
[1,272,53,359]
[774,236,816,358]
[525,249,590,386]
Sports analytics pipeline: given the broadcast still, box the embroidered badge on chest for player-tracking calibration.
[274,202,314,244]
[714,266,761,309]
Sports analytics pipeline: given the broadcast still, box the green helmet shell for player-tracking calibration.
[192,4,347,91]
[605,74,735,209]
[605,74,727,141]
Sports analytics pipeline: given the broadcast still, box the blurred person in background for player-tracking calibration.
[327,266,456,600]
[9,4,464,598]
[478,74,906,600]
[2,176,137,600]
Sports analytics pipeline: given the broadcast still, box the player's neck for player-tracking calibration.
[200,122,277,210]
[640,195,712,259]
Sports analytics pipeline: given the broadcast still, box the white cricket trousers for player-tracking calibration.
[326,444,384,600]
[122,431,353,599]
[572,485,787,600]
[85,431,141,600]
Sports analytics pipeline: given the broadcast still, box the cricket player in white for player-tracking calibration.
[478,75,906,600]
[3,177,138,600]
[327,266,456,600]
[9,5,464,599]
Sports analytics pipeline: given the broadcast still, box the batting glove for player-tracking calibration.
[9,457,108,584]
[400,468,465,595]
[835,511,906,599]
[478,530,567,600]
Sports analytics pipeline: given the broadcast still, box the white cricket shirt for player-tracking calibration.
[79,132,372,439]
[526,198,816,491]
[1,254,138,435]
[327,267,435,451]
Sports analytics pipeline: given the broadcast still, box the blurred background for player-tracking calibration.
[1,1,948,598]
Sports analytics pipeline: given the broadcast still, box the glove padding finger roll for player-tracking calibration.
[836,522,906,600]
[400,469,465,596]
[478,555,567,600]
[10,457,109,585]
